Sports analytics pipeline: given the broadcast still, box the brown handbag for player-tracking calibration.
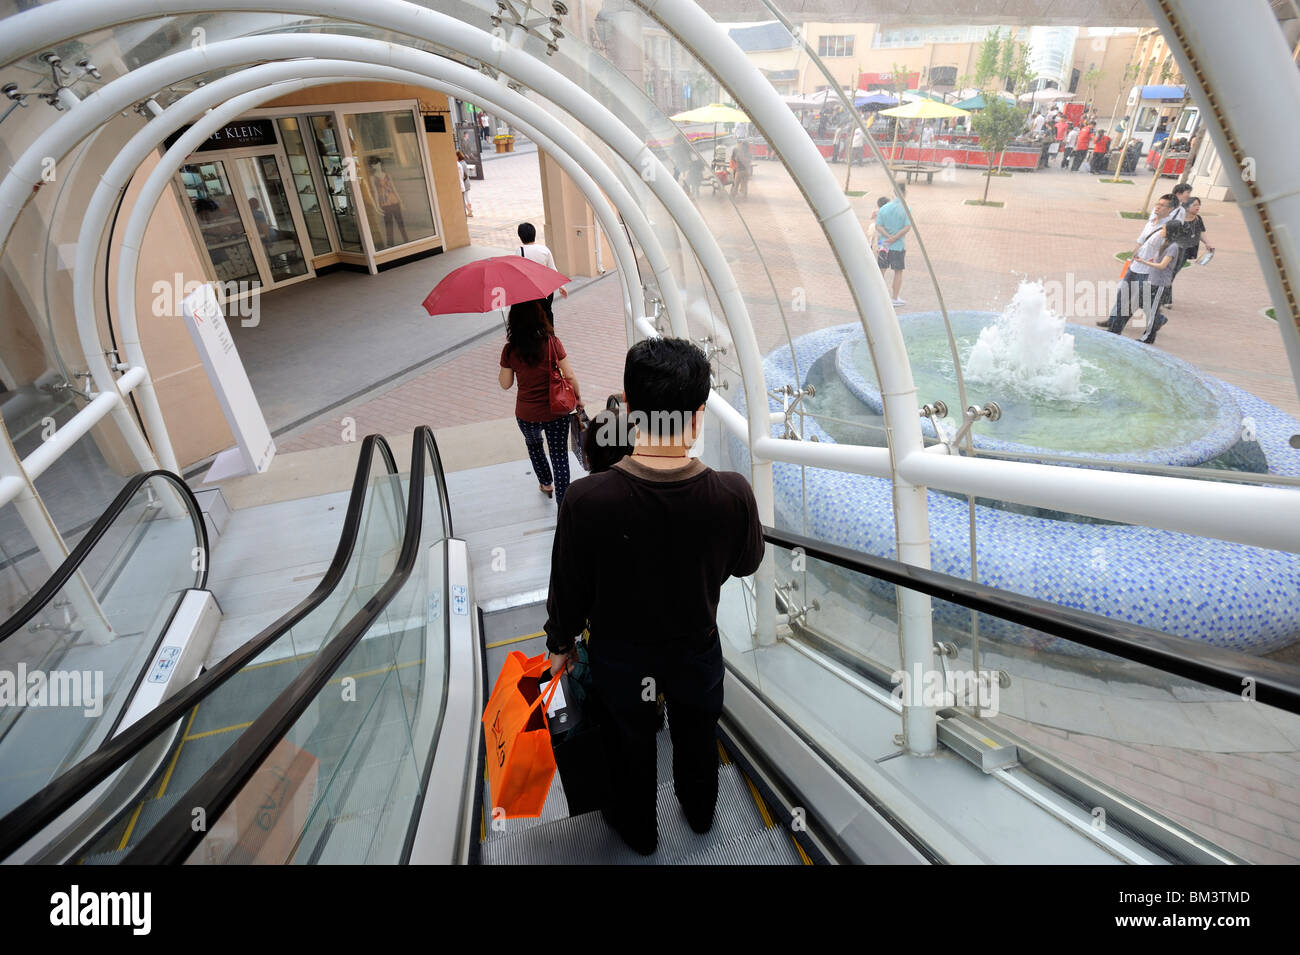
[547,337,577,416]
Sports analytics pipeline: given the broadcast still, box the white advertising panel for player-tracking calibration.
[180,283,275,475]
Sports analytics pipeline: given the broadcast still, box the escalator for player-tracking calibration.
[0,470,209,823]
[8,422,1297,865]
[0,430,415,863]
[0,424,818,866]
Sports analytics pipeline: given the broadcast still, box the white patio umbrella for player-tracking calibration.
[1019,88,1069,104]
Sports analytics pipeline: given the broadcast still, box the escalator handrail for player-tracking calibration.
[0,433,400,861]
[0,470,208,643]
[123,427,433,864]
[422,425,454,539]
[764,526,1300,715]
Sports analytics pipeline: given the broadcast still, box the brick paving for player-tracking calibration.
[270,140,1300,861]
[998,714,1300,863]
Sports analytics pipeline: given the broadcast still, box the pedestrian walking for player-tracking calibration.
[499,301,583,505]
[875,182,911,306]
[1061,124,1078,168]
[457,150,473,218]
[729,140,752,198]
[517,221,569,321]
[1104,220,1186,343]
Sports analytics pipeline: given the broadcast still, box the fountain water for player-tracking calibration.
[964,281,1095,403]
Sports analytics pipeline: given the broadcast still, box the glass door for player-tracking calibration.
[178,161,260,286]
[309,114,364,253]
[232,154,310,285]
[277,116,333,256]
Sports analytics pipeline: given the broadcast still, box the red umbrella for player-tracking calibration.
[421,254,570,315]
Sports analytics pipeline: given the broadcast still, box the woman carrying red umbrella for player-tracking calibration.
[498,300,584,504]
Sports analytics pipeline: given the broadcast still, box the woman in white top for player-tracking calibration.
[456,150,473,217]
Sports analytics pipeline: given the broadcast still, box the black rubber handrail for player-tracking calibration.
[124,427,433,864]
[0,470,207,643]
[765,526,1300,715]
[0,433,399,861]
[422,425,454,539]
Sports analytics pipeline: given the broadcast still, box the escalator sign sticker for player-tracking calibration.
[147,646,182,684]
[453,585,468,615]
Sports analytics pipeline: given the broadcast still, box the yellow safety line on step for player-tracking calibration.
[485,630,545,649]
[157,707,201,798]
[792,837,813,866]
[742,774,775,829]
[184,720,253,741]
[717,741,731,766]
[116,801,145,852]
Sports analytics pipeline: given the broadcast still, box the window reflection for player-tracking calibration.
[345,109,438,251]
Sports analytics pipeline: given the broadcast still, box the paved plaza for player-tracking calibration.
[274,137,1297,458]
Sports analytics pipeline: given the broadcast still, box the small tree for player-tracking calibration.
[974,29,1001,91]
[1082,67,1104,104]
[971,95,1026,201]
[999,31,1017,90]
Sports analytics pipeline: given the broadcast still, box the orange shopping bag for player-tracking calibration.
[482,650,563,818]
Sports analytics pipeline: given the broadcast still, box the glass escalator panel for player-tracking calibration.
[737,534,1300,864]
[0,474,203,818]
[67,450,406,863]
[180,432,452,864]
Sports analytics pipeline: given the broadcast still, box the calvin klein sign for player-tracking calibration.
[164,118,278,153]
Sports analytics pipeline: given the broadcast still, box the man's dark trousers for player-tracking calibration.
[1108,272,1154,334]
[588,630,724,850]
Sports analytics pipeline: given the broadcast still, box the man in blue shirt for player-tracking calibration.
[875,182,912,306]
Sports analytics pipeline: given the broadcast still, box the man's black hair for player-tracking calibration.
[1172,183,1192,195]
[623,337,711,438]
[517,222,537,244]
[1159,193,1178,204]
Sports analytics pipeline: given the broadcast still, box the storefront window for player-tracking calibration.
[309,114,364,253]
[232,155,309,283]
[179,161,260,285]
[344,109,438,252]
[277,117,332,257]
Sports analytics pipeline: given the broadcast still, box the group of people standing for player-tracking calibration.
[1102,182,1216,344]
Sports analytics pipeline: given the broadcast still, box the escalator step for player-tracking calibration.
[479,762,776,865]
[679,825,805,866]
[132,792,184,840]
[81,848,131,866]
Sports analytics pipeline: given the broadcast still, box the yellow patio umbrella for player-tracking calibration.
[880,99,970,164]
[670,103,751,149]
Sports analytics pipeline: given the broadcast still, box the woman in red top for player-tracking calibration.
[499,301,583,504]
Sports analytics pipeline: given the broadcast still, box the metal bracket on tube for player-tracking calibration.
[944,401,1001,454]
[771,383,816,440]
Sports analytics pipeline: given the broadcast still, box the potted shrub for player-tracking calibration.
[493,133,515,153]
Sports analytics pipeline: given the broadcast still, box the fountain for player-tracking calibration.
[832,282,1245,468]
[727,283,1300,654]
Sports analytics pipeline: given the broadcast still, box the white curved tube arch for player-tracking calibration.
[87,55,689,387]
[0,0,772,471]
[47,46,708,479]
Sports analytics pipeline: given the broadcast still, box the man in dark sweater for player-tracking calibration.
[543,338,765,855]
